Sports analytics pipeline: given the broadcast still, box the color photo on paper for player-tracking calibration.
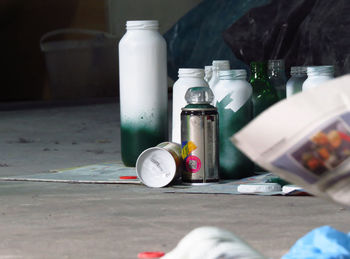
[291,120,350,176]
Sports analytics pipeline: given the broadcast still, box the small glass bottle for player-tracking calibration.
[268,59,287,100]
[119,20,168,167]
[250,61,279,118]
[286,66,307,98]
[213,69,254,179]
[172,68,208,144]
[208,60,230,90]
[204,66,213,83]
[302,65,335,91]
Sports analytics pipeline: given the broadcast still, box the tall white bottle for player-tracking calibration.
[172,68,208,144]
[119,20,168,167]
[208,60,230,91]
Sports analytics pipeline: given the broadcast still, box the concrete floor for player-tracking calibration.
[0,102,349,259]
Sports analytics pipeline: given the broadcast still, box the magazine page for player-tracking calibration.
[232,75,350,206]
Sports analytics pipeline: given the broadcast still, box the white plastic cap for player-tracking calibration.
[126,20,159,30]
[178,68,205,78]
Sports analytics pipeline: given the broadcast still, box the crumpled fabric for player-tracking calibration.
[282,226,350,259]
[162,226,266,259]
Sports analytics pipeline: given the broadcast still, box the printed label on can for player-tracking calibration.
[181,141,197,159]
[185,155,201,173]
[181,109,219,182]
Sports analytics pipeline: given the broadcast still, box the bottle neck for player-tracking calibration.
[212,61,230,75]
[268,60,285,78]
[250,62,268,79]
[178,69,205,79]
[268,69,286,79]
[220,75,246,80]
[205,66,212,73]
[307,66,334,78]
[291,66,307,77]
[219,69,247,80]
[126,20,159,31]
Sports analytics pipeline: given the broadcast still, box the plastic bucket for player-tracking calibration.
[40,29,118,100]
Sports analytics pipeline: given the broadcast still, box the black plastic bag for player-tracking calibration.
[223,0,350,76]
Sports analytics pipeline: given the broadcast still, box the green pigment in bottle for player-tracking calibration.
[121,123,167,167]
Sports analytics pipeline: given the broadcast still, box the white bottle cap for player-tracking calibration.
[126,20,159,30]
[178,68,205,78]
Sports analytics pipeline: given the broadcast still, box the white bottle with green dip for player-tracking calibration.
[118,20,168,167]
[213,69,254,179]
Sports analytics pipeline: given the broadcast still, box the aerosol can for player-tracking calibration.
[181,87,219,184]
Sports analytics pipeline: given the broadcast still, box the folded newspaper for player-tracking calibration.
[232,75,350,206]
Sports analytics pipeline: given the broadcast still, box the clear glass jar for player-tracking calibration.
[302,65,334,91]
[172,68,208,144]
[286,66,307,98]
[268,59,287,100]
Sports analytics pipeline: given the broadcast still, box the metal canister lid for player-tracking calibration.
[136,147,178,188]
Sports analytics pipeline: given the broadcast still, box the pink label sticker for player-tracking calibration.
[185,155,201,173]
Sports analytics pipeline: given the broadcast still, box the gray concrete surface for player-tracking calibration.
[1,103,350,259]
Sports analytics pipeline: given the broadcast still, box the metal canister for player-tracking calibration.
[181,87,219,184]
[136,142,182,188]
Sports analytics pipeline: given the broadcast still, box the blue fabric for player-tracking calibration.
[282,226,350,259]
[163,0,270,81]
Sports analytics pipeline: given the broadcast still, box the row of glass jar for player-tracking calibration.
[173,61,336,137]
[206,60,334,97]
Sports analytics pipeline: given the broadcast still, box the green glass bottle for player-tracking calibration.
[250,62,279,174]
[249,61,279,117]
